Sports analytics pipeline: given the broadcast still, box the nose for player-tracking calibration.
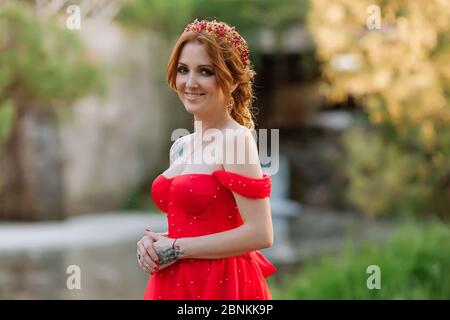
[186,72,199,89]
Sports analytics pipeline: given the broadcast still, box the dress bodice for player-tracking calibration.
[150,170,272,238]
[145,169,277,300]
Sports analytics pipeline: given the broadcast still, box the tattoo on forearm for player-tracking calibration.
[157,244,184,266]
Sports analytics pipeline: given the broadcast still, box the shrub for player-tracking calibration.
[273,222,450,299]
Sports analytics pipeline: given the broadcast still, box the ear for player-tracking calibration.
[231,83,238,93]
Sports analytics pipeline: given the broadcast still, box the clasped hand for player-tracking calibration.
[136,230,178,275]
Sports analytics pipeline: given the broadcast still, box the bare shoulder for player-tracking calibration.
[222,124,262,179]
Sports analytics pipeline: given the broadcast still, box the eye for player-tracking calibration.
[200,68,214,76]
[177,66,188,74]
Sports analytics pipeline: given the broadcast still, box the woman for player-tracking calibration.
[136,19,276,300]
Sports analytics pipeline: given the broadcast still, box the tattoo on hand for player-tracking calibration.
[156,239,184,266]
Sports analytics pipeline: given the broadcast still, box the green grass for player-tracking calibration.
[272,221,450,299]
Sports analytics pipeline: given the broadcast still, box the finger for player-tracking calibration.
[142,260,153,274]
[137,237,146,252]
[145,231,162,242]
[138,258,152,275]
[143,238,159,265]
[136,243,143,261]
[138,243,151,265]
[137,252,153,274]
[157,259,177,272]
[144,227,152,233]
[142,252,156,270]
[139,242,157,269]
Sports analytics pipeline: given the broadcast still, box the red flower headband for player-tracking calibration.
[183,19,251,68]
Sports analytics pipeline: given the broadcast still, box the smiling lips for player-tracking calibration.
[185,92,205,100]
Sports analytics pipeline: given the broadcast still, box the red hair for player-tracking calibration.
[166,23,257,129]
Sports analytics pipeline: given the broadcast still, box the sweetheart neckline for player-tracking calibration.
[159,170,270,181]
[160,170,223,180]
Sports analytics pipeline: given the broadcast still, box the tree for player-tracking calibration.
[0,2,103,220]
[309,0,450,218]
[117,0,309,66]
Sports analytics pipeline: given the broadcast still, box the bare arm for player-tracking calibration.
[177,209,273,259]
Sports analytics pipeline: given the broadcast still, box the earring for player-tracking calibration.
[226,99,234,114]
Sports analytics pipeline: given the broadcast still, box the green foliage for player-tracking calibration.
[0,2,104,106]
[0,99,15,192]
[273,222,450,299]
[0,1,105,193]
[117,0,192,38]
[343,127,432,218]
[117,0,308,50]
[0,100,14,144]
[309,0,450,217]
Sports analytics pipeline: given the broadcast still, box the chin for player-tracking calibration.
[184,102,204,113]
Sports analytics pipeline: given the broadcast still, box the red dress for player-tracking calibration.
[144,170,277,300]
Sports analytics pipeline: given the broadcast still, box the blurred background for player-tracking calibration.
[0,0,449,299]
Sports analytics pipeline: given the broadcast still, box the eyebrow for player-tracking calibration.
[178,62,213,68]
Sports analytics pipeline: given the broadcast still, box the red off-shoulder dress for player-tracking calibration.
[144,170,277,300]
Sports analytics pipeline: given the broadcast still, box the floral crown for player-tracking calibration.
[183,19,250,68]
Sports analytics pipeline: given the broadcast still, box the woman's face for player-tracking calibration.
[175,41,227,116]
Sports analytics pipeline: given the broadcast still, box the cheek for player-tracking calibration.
[201,78,221,96]
[175,75,185,91]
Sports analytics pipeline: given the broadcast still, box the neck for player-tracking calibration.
[193,112,233,135]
